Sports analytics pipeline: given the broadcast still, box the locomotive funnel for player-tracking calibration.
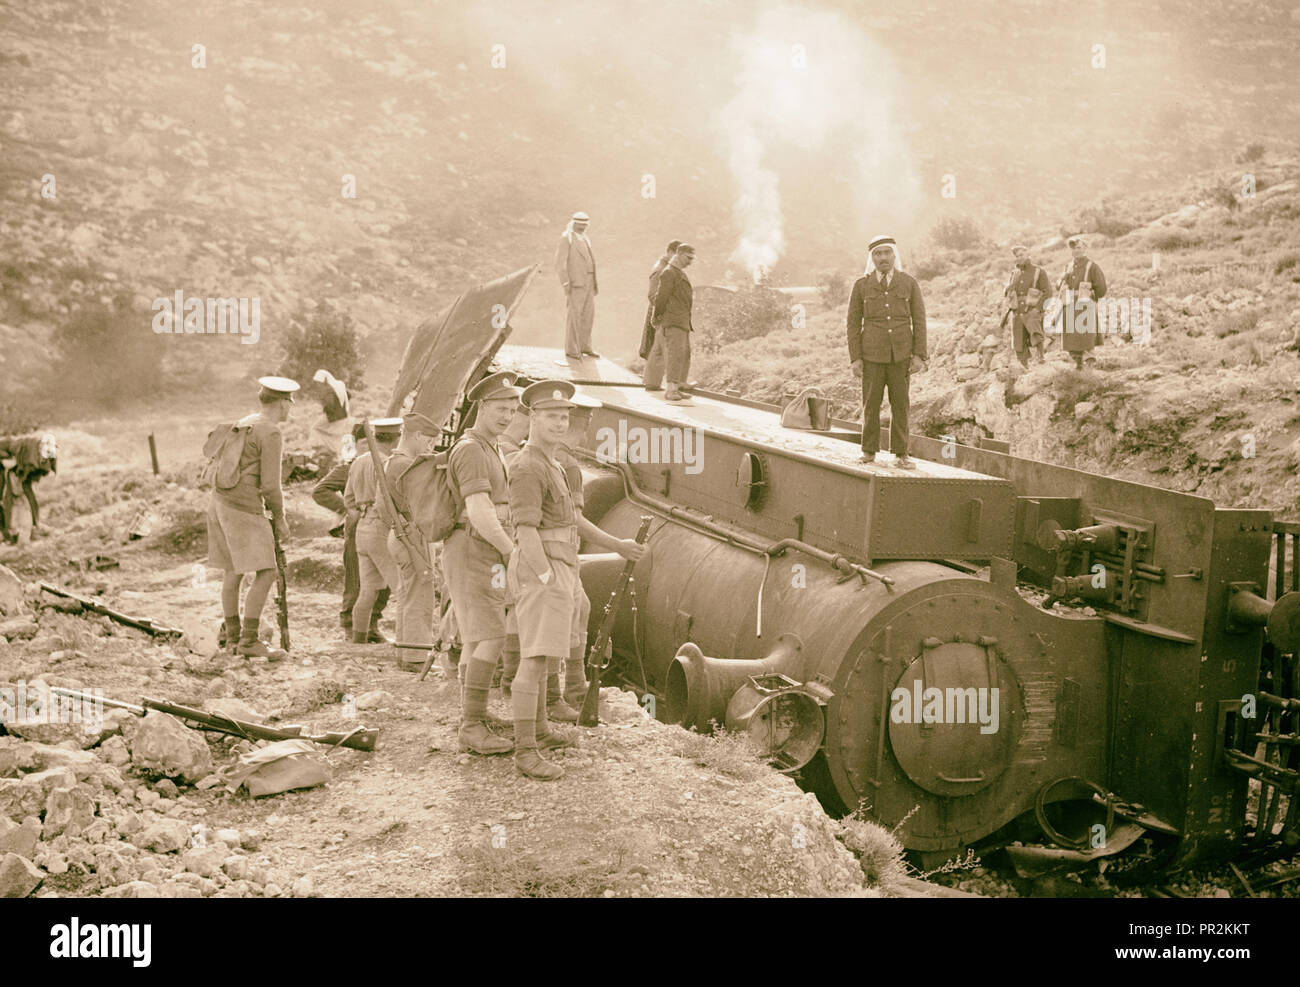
[664,632,806,731]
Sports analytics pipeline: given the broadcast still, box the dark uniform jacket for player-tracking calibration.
[312,461,349,515]
[652,264,694,333]
[846,270,927,364]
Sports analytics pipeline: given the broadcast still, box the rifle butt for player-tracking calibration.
[577,668,602,727]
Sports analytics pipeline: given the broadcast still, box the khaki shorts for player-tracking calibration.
[444,527,507,644]
[207,497,275,574]
[507,549,577,659]
[572,573,590,651]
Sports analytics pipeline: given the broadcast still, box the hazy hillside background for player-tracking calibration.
[2,0,1299,494]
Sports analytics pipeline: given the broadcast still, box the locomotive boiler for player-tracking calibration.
[493,346,1299,867]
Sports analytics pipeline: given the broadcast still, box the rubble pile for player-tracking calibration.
[0,704,319,899]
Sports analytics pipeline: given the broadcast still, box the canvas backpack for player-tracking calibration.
[394,449,458,544]
[200,415,257,491]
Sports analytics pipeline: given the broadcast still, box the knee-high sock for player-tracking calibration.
[512,657,544,749]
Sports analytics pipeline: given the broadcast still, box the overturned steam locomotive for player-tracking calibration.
[395,266,1298,869]
[503,349,1298,869]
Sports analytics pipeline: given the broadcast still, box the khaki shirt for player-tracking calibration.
[508,443,577,564]
[448,427,513,539]
[343,452,383,516]
[214,416,284,520]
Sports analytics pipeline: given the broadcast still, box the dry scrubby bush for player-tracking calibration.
[50,294,164,408]
[665,723,768,782]
[1070,201,1138,239]
[1149,229,1198,252]
[0,399,48,435]
[1237,142,1266,164]
[818,270,851,308]
[910,253,953,282]
[1274,252,1300,277]
[930,216,983,251]
[837,816,909,892]
[1214,308,1261,338]
[277,304,366,393]
[698,285,791,352]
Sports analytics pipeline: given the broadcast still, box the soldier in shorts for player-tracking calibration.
[507,380,644,780]
[345,418,403,644]
[445,371,522,755]
[206,376,298,658]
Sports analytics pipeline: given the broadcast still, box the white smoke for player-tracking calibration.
[720,6,920,280]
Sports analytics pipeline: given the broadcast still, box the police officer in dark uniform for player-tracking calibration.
[846,235,927,468]
[1004,245,1051,368]
[1057,234,1108,369]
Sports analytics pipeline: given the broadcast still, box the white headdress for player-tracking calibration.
[313,369,349,416]
[863,235,903,276]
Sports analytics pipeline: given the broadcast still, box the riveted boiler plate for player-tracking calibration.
[888,642,1022,798]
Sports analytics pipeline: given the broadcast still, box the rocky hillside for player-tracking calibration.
[696,155,1300,517]
[4,0,1300,429]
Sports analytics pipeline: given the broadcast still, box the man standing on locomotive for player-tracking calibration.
[847,235,927,469]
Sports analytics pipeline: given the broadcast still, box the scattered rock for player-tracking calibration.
[1074,401,1097,419]
[179,619,220,659]
[100,735,131,767]
[0,767,75,819]
[42,785,97,839]
[0,853,43,898]
[0,564,24,616]
[180,846,225,878]
[101,881,162,898]
[0,816,40,858]
[354,690,391,710]
[153,779,179,799]
[205,698,265,724]
[0,617,39,641]
[195,775,222,790]
[91,846,135,887]
[127,712,213,783]
[291,875,314,898]
[132,818,191,854]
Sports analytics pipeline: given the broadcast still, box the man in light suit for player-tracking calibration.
[554,211,599,360]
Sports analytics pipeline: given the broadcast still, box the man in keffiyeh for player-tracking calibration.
[554,212,599,360]
[846,235,928,469]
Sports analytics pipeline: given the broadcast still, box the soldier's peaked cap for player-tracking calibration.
[571,211,590,222]
[521,379,577,410]
[468,370,522,403]
[257,376,300,401]
[867,235,897,251]
[368,417,404,435]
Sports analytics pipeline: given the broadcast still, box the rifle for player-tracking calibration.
[578,515,653,727]
[270,521,290,651]
[38,583,183,638]
[364,422,431,574]
[49,688,378,752]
